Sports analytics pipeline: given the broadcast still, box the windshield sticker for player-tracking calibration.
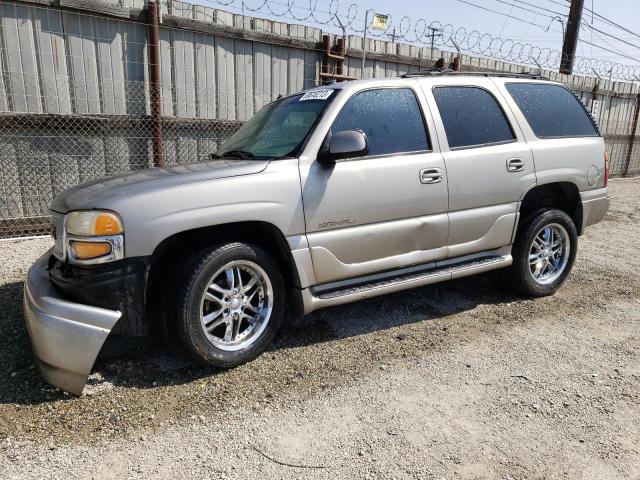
[299,89,334,101]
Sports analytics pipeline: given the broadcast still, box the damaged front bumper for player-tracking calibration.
[23,249,121,396]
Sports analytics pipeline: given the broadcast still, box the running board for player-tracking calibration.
[301,254,512,314]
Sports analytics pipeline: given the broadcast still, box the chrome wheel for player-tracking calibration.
[199,260,273,351]
[528,223,570,285]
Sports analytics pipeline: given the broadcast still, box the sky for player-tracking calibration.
[201,0,640,79]
[353,0,640,64]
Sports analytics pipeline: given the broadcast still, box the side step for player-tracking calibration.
[301,254,512,314]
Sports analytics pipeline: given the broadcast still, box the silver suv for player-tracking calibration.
[24,72,610,395]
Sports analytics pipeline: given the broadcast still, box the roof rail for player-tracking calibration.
[400,69,548,80]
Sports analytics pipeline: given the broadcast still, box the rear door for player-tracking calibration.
[499,80,604,191]
[423,78,536,258]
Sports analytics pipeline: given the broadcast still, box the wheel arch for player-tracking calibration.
[518,182,583,235]
[149,220,300,286]
[144,221,301,334]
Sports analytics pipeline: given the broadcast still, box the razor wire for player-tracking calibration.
[1,0,639,240]
[190,0,640,81]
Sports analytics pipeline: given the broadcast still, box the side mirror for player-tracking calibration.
[318,130,368,164]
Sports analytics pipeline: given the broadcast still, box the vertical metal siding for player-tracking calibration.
[31,7,71,114]
[234,39,253,121]
[1,3,42,113]
[253,42,271,111]
[195,32,215,119]
[215,36,235,119]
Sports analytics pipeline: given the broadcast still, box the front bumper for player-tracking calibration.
[23,250,121,395]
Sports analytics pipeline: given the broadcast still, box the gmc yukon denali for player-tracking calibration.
[23,72,610,395]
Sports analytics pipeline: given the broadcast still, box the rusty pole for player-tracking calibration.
[321,34,330,78]
[622,93,640,177]
[450,38,461,71]
[148,0,164,167]
[336,37,344,77]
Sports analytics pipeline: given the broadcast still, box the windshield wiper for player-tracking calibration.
[213,150,255,160]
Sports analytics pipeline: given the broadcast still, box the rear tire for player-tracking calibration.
[508,208,578,297]
[173,242,285,367]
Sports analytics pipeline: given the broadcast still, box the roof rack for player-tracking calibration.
[400,69,548,80]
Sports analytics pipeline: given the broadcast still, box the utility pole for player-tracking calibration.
[559,0,584,74]
[388,28,397,44]
[427,26,441,54]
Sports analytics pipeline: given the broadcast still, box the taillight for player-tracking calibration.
[604,151,609,187]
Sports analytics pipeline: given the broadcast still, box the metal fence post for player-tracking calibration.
[623,93,640,177]
[321,34,330,78]
[148,0,164,168]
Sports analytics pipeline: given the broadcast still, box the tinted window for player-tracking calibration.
[506,83,599,138]
[219,92,333,158]
[433,86,515,149]
[331,88,429,156]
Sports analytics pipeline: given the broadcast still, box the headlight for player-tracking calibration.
[64,210,124,264]
[66,211,124,236]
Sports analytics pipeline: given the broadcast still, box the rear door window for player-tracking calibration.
[432,86,515,149]
[505,83,599,138]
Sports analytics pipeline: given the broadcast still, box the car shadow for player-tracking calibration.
[0,272,522,406]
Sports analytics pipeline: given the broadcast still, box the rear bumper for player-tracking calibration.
[23,250,121,396]
[581,187,610,232]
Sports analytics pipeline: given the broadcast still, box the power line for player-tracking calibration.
[581,24,640,63]
[558,0,640,40]
[498,0,516,36]
[582,23,640,52]
[541,0,572,8]
[454,0,558,31]
[455,0,639,65]
[578,36,640,63]
[497,0,567,17]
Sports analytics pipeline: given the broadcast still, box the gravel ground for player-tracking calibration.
[1,178,639,479]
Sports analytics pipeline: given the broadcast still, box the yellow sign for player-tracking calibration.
[371,13,389,30]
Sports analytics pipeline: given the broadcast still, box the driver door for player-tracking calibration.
[301,86,450,284]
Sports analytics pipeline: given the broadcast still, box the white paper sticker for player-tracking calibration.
[299,89,334,101]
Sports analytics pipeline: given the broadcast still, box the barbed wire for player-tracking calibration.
[190,0,640,81]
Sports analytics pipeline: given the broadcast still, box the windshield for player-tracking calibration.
[216,91,335,159]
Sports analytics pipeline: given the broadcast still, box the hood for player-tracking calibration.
[51,159,270,213]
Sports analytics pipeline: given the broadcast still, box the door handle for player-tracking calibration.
[419,168,444,184]
[506,158,525,172]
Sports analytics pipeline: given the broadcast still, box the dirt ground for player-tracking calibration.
[0,178,639,479]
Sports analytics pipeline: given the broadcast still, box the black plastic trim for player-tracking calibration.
[49,256,151,336]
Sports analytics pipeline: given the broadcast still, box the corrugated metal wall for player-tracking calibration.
[0,1,322,118]
[0,0,638,237]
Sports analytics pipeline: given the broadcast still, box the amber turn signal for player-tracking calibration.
[70,241,112,260]
[94,212,123,235]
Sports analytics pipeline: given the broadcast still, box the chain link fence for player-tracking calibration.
[0,0,322,237]
[0,79,251,237]
[0,0,638,239]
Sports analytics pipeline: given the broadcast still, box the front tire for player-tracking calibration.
[173,242,285,367]
[508,208,578,297]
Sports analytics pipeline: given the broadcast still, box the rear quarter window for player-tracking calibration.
[505,83,599,138]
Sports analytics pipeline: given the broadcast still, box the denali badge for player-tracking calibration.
[319,218,356,229]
